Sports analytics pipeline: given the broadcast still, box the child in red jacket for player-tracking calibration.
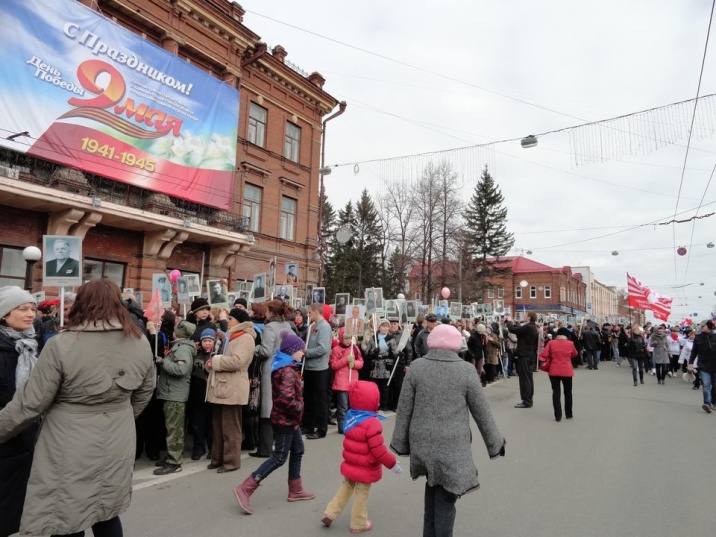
[330,327,364,434]
[321,381,401,534]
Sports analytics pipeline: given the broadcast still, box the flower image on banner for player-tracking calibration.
[626,273,673,321]
[0,0,239,210]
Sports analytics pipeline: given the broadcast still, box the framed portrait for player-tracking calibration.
[207,279,228,308]
[398,299,408,324]
[334,293,350,315]
[268,258,276,289]
[439,300,448,308]
[493,300,505,315]
[176,277,191,304]
[461,305,473,319]
[227,292,237,306]
[373,287,384,310]
[285,263,299,285]
[122,287,134,295]
[345,304,366,337]
[43,235,82,287]
[311,287,325,305]
[184,274,201,296]
[152,273,172,307]
[385,299,399,317]
[418,304,429,315]
[352,298,365,306]
[305,284,314,305]
[449,302,462,319]
[293,297,303,309]
[134,291,143,308]
[406,300,418,322]
[274,284,293,304]
[436,305,449,318]
[252,273,267,302]
[238,290,251,302]
[238,280,250,291]
[365,288,377,313]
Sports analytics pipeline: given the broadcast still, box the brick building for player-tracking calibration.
[408,256,588,323]
[0,0,340,302]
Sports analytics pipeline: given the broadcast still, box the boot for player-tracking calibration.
[233,475,259,514]
[287,478,316,502]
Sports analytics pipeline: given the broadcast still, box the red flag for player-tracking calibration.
[144,288,164,325]
[626,273,672,321]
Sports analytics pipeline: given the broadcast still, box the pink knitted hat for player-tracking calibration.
[427,324,463,351]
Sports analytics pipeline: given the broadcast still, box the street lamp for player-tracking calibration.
[22,246,42,291]
[519,279,528,321]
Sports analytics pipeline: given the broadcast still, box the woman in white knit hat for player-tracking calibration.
[0,286,38,537]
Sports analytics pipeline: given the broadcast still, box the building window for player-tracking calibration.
[83,258,125,288]
[414,291,421,300]
[487,287,495,299]
[0,246,25,287]
[515,286,522,299]
[530,286,537,299]
[284,122,301,162]
[560,286,566,301]
[248,102,267,147]
[280,196,297,240]
[544,286,551,298]
[497,286,504,298]
[242,183,262,232]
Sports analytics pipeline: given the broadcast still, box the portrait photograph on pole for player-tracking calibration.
[42,235,82,287]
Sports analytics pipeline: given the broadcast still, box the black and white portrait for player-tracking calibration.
[43,235,82,287]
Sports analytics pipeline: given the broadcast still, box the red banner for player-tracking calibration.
[626,273,672,321]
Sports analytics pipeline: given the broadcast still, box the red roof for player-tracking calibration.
[409,256,581,278]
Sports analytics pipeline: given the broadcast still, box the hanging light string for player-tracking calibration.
[671,0,716,282]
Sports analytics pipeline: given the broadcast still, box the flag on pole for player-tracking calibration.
[626,273,672,321]
[145,288,164,325]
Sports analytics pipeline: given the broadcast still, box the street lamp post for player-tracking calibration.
[519,279,528,321]
[22,246,42,291]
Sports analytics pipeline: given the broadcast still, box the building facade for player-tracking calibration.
[0,0,340,302]
[572,266,619,323]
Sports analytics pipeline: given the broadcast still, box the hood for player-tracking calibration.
[125,299,145,319]
[348,380,380,412]
[230,321,256,339]
[651,331,667,341]
[322,303,333,323]
[171,338,197,356]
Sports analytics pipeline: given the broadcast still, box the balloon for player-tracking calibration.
[441,287,450,299]
[169,269,182,283]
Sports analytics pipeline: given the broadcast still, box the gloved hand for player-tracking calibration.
[392,461,402,474]
[348,354,355,369]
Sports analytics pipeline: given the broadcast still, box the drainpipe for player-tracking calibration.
[317,101,347,286]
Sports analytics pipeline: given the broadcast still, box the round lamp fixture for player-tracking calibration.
[22,246,42,262]
[611,251,619,256]
[520,280,528,288]
[707,242,714,248]
[677,246,687,256]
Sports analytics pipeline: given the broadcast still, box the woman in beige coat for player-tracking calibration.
[206,308,256,473]
[0,279,155,537]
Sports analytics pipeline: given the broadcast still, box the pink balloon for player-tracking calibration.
[169,269,182,283]
[441,287,450,299]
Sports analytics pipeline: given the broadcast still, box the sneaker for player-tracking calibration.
[702,404,712,414]
[350,520,373,534]
[321,515,334,527]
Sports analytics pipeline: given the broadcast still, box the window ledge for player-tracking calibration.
[279,176,303,191]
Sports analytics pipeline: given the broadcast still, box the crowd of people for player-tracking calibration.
[3,278,715,536]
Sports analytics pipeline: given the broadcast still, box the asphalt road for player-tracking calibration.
[125,362,713,536]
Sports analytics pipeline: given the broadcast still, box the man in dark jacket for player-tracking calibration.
[688,320,716,413]
[581,325,600,370]
[414,313,439,358]
[507,313,539,408]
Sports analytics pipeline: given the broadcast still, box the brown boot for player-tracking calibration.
[233,475,259,514]
[287,478,315,502]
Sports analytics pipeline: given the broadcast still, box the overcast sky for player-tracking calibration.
[241,0,716,322]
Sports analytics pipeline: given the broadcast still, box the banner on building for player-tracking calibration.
[0,0,239,210]
[626,273,672,321]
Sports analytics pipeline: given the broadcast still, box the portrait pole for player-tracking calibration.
[59,289,65,328]
[302,322,313,376]
[349,336,355,383]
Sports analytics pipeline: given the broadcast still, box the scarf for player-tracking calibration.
[253,323,265,336]
[378,333,388,353]
[272,350,299,372]
[343,409,386,434]
[0,324,39,388]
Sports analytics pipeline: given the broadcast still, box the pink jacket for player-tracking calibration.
[330,342,363,391]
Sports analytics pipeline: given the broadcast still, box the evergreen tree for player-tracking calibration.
[463,166,514,297]
[353,189,383,293]
[318,183,336,288]
[324,201,359,299]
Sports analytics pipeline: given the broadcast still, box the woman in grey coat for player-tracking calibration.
[253,299,294,457]
[0,279,154,537]
[649,325,670,385]
[391,324,505,537]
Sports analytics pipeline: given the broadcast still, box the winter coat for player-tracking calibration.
[341,381,397,483]
[363,333,397,380]
[484,333,502,365]
[0,332,39,537]
[304,318,332,371]
[627,333,647,360]
[679,338,694,365]
[666,332,683,356]
[390,349,505,496]
[539,337,577,377]
[205,322,256,406]
[270,362,303,433]
[689,331,716,373]
[507,321,539,358]
[649,331,670,364]
[156,339,195,402]
[581,329,599,351]
[413,327,431,358]
[330,343,364,391]
[257,318,293,418]
[0,322,154,536]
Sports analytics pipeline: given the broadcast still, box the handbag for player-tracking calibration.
[538,358,551,372]
[246,350,262,415]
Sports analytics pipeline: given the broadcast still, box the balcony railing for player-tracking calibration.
[0,148,249,233]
